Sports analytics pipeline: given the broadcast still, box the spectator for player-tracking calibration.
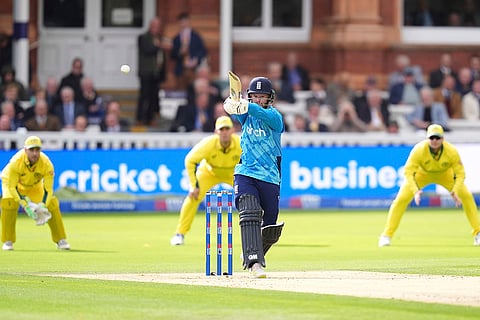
[171,12,207,90]
[267,61,295,103]
[281,51,310,91]
[24,88,46,121]
[448,11,462,26]
[1,100,24,130]
[24,99,62,131]
[99,100,130,132]
[53,86,86,129]
[306,76,329,107]
[355,89,391,132]
[305,100,333,132]
[44,76,60,111]
[461,0,480,26]
[406,86,450,132]
[101,113,129,133]
[186,63,222,105]
[388,54,425,89]
[325,71,355,112]
[0,32,12,73]
[0,114,12,131]
[389,67,423,105]
[0,66,29,100]
[406,0,440,26]
[462,79,480,120]
[79,77,104,125]
[290,113,307,132]
[74,115,89,132]
[137,17,168,126]
[1,83,26,121]
[353,75,380,108]
[433,75,463,119]
[329,99,368,132]
[469,54,480,82]
[57,57,84,102]
[429,53,457,89]
[170,91,214,132]
[455,67,472,96]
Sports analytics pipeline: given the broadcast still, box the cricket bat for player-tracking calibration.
[228,71,242,102]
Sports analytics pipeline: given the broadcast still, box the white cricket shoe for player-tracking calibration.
[378,235,391,247]
[57,239,71,250]
[474,233,480,246]
[2,241,13,251]
[249,262,266,279]
[170,234,184,246]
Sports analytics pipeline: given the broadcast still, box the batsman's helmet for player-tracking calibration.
[247,77,275,106]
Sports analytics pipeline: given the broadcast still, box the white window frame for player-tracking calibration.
[233,0,311,43]
[401,2,480,45]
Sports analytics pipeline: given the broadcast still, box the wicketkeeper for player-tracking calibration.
[379,124,480,247]
[170,116,241,246]
[1,135,70,251]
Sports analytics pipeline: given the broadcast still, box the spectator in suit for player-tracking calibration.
[469,54,480,83]
[101,113,130,133]
[281,52,310,91]
[137,17,168,126]
[170,91,214,132]
[355,89,391,132]
[171,12,207,90]
[406,86,450,132]
[57,57,84,102]
[433,75,463,119]
[79,77,104,125]
[0,100,23,130]
[290,113,307,132]
[24,99,62,131]
[388,54,425,90]
[99,100,130,132]
[389,67,423,105]
[325,71,356,112]
[304,100,332,132]
[44,76,60,111]
[462,79,480,120]
[456,67,473,96]
[429,53,457,89]
[329,99,368,132]
[306,77,328,106]
[267,61,295,103]
[186,63,222,105]
[53,86,86,129]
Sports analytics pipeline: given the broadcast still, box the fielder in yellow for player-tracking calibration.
[1,135,70,251]
[170,116,241,245]
[379,124,480,247]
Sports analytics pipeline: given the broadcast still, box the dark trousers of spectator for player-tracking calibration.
[137,74,160,125]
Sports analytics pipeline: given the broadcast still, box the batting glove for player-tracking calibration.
[224,97,249,115]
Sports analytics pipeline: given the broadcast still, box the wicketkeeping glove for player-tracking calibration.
[30,202,52,226]
[19,197,37,220]
[224,97,249,115]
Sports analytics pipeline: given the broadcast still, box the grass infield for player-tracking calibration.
[1,209,479,319]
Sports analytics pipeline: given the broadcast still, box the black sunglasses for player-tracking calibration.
[429,136,442,140]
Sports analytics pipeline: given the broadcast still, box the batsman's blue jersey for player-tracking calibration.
[233,102,284,185]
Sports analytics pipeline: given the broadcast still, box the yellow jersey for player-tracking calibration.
[1,150,55,205]
[185,133,241,189]
[404,140,465,194]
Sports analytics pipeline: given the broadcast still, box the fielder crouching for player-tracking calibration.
[224,76,285,278]
[1,136,70,251]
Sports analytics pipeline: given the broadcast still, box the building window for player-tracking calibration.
[402,0,480,44]
[233,0,311,43]
[43,0,85,28]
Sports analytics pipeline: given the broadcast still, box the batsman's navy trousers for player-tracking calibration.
[234,174,280,226]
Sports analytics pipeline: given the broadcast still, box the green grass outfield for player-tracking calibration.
[1,209,479,319]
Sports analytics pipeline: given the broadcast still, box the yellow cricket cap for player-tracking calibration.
[24,135,42,149]
[426,124,444,138]
[215,116,233,130]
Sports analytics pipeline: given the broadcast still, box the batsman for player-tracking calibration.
[224,74,285,278]
[1,136,70,251]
